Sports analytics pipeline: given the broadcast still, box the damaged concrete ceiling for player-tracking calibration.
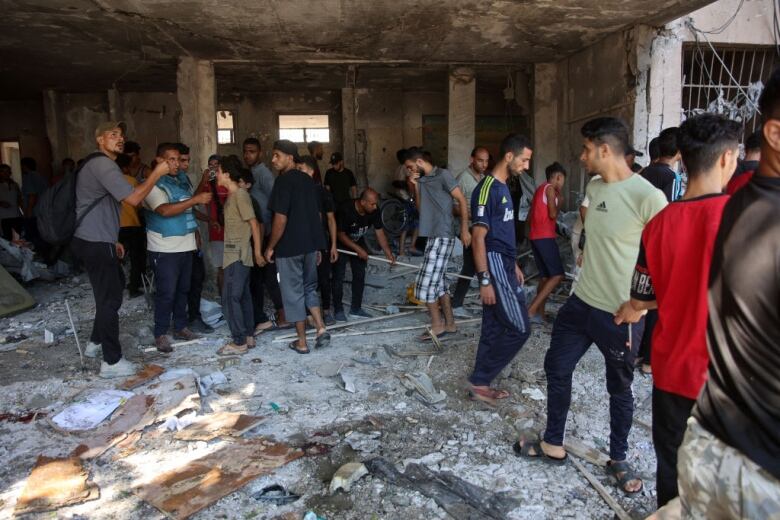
[0,0,713,97]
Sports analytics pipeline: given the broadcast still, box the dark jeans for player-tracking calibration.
[652,386,695,508]
[639,309,658,364]
[223,261,253,344]
[317,250,333,311]
[250,236,283,325]
[187,250,205,322]
[543,293,644,461]
[118,226,146,292]
[332,244,367,312]
[70,237,125,364]
[149,250,192,337]
[452,244,475,308]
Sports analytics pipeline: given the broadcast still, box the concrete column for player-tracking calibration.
[176,57,216,180]
[107,88,123,121]
[532,63,561,185]
[341,87,357,180]
[447,67,475,175]
[42,89,68,169]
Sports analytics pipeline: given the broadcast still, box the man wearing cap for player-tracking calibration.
[73,121,170,378]
[625,146,644,173]
[143,143,212,354]
[324,152,357,206]
[265,140,330,353]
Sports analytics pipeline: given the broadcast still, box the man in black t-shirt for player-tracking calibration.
[266,140,330,353]
[674,68,780,519]
[324,152,358,206]
[641,127,681,202]
[333,188,395,321]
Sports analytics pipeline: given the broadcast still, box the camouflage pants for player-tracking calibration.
[677,417,780,519]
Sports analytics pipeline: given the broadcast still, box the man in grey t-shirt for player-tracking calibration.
[72,121,169,379]
[405,147,471,342]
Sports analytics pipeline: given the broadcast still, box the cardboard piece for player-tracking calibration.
[117,364,165,391]
[135,438,303,520]
[174,412,265,441]
[51,390,134,431]
[71,394,155,459]
[14,456,99,515]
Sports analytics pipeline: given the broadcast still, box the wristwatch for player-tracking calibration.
[478,271,491,287]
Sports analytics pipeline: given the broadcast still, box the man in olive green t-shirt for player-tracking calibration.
[514,118,666,497]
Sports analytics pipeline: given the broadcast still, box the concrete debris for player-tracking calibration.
[160,411,198,432]
[340,371,357,393]
[197,370,227,396]
[316,361,344,378]
[174,412,265,441]
[399,372,446,406]
[521,387,546,401]
[344,431,381,453]
[134,438,304,520]
[329,462,369,494]
[14,456,100,515]
[144,376,201,423]
[252,484,301,505]
[366,456,521,520]
[51,389,134,431]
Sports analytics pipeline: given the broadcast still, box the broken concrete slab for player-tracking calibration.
[329,462,368,494]
[174,412,265,441]
[14,456,99,515]
[71,394,155,459]
[134,438,304,520]
[117,364,165,391]
[399,371,446,406]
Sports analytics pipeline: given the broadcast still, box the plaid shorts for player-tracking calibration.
[414,237,455,303]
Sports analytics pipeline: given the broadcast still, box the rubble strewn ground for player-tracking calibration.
[0,254,658,520]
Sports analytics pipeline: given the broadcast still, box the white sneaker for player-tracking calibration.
[84,342,101,358]
[99,358,138,379]
[452,306,471,319]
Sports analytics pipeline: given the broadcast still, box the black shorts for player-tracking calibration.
[530,238,564,278]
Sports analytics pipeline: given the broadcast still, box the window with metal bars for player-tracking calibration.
[682,44,776,138]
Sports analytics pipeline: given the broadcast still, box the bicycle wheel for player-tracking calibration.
[380,198,408,238]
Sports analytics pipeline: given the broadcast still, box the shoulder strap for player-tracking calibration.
[73,152,111,230]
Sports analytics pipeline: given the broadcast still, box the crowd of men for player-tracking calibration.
[0,65,777,517]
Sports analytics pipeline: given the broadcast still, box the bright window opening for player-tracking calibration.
[217,110,235,144]
[279,114,329,143]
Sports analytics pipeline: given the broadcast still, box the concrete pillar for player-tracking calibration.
[532,63,561,185]
[107,88,123,121]
[176,57,216,180]
[447,67,475,175]
[341,87,358,181]
[42,89,68,169]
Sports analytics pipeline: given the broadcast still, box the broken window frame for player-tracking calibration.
[216,110,236,145]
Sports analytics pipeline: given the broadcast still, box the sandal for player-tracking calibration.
[288,340,309,355]
[418,330,454,342]
[468,385,510,406]
[315,332,331,349]
[512,439,568,466]
[606,460,644,496]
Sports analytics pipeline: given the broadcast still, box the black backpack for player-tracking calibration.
[37,152,108,245]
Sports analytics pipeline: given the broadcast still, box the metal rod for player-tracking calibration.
[65,300,84,369]
[337,248,474,281]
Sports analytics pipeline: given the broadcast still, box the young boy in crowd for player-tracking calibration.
[216,156,264,356]
[527,162,566,323]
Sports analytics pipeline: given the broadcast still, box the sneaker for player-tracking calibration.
[99,358,139,379]
[155,335,173,353]
[187,318,214,334]
[452,306,471,319]
[333,310,347,322]
[348,308,372,319]
[217,342,248,356]
[173,328,200,341]
[324,312,336,326]
[84,341,101,358]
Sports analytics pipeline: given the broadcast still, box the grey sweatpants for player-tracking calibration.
[222,261,253,344]
[276,252,320,323]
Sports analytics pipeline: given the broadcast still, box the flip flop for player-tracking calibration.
[315,332,331,349]
[418,330,455,342]
[288,341,309,354]
[512,439,568,466]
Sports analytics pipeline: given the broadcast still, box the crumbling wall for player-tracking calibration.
[0,99,52,179]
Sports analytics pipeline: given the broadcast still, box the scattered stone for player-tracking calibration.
[329,462,369,494]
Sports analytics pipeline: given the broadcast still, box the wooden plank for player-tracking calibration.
[570,457,632,520]
[117,364,164,391]
[564,436,610,467]
[174,412,265,441]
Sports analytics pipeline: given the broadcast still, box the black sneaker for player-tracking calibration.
[188,319,214,334]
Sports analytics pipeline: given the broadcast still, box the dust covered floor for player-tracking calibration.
[0,258,657,519]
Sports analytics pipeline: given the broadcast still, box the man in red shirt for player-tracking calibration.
[614,113,739,508]
[527,162,565,323]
